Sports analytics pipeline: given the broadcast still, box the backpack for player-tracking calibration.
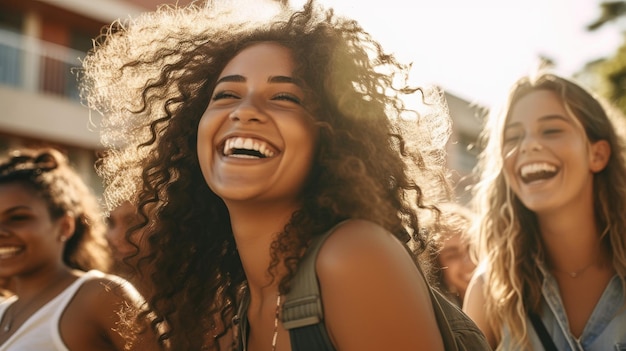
[282,223,492,351]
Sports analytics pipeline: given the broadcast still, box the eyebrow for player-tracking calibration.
[215,74,303,87]
[1,205,31,214]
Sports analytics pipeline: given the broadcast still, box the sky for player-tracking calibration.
[304,0,623,107]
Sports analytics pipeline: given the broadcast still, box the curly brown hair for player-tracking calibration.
[81,0,451,349]
[0,148,111,272]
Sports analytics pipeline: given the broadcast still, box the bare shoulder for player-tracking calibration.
[316,219,407,268]
[62,272,158,351]
[67,272,146,332]
[315,219,444,350]
[463,265,496,348]
[316,219,420,282]
[463,264,486,313]
[77,272,144,307]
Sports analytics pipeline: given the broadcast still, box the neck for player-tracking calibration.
[13,266,74,301]
[226,200,296,294]
[2,267,75,334]
[537,203,605,275]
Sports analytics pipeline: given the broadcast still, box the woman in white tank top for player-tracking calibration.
[0,148,160,350]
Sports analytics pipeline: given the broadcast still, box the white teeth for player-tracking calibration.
[0,246,22,258]
[520,163,557,178]
[243,138,253,150]
[223,137,276,158]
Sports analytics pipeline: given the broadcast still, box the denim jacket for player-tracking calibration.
[500,263,626,350]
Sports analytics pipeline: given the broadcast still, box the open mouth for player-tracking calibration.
[0,246,24,259]
[519,162,558,184]
[222,137,277,159]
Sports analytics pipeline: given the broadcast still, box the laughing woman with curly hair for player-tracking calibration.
[0,148,156,350]
[80,1,489,350]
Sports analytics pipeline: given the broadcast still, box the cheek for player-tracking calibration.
[443,260,460,274]
[196,114,219,176]
[441,264,459,286]
[285,118,317,155]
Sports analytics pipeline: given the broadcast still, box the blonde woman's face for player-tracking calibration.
[501,90,603,214]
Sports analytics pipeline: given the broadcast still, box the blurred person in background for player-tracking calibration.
[105,200,152,296]
[427,202,477,307]
[0,148,158,350]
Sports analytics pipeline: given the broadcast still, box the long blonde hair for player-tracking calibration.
[471,72,626,349]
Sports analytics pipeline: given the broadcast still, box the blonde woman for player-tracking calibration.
[464,72,626,350]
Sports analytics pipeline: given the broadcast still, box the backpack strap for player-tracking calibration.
[281,221,346,351]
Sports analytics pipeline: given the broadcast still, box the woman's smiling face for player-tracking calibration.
[197,42,318,206]
[501,89,605,214]
[0,182,69,277]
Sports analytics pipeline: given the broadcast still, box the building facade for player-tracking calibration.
[0,0,191,193]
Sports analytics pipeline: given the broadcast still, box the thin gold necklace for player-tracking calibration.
[551,255,600,278]
[271,294,281,351]
[1,276,69,333]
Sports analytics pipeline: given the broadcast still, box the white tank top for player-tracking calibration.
[0,270,125,351]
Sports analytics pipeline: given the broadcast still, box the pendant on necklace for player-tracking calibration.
[569,271,579,278]
[3,322,10,333]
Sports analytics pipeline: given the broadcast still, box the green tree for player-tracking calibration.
[588,2,626,114]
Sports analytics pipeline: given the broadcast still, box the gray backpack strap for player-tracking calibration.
[281,221,347,329]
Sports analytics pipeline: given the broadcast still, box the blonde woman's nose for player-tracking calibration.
[519,135,543,154]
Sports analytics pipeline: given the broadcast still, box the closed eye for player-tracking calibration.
[543,128,562,135]
[212,91,240,101]
[3,214,32,225]
[503,133,522,144]
[10,214,31,221]
[272,93,302,105]
[503,125,524,145]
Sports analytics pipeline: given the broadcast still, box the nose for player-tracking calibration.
[519,134,542,154]
[228,98,267,124]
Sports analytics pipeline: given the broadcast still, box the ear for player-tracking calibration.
[57,214,76,243]
[589,140,610,173]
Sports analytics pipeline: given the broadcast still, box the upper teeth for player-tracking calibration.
[0,246,22,258]
[520,163,557,178]
[223,137,275,158]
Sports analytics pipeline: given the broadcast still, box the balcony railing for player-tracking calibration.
[0,28,85,101]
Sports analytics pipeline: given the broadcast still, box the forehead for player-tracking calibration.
[0,181,46,211]
[219,42,295,78]
[507,89,572,125]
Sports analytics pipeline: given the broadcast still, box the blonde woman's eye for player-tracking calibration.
[543,128,562,135]
[503,134,521,144]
